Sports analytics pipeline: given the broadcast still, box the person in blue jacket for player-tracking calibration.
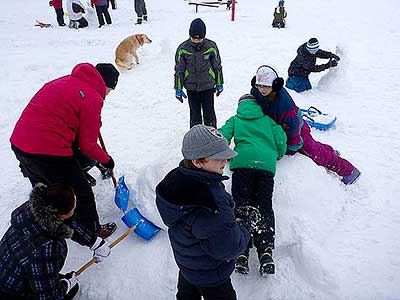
[156,124,260,300]
[286,38,340,92]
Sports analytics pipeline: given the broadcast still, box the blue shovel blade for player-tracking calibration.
[114,175,130,212]
[121,208,161,241]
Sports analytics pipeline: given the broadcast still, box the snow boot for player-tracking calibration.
[235,254,249,274]
[83,171,96,187]
[342,167,361,185]
[259,248,275,275]
[96,222,117,239]
[135,17,142,25]
[143,15,148,22]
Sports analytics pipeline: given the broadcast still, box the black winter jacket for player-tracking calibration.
[288,43,334,77]
[156,162,249,287]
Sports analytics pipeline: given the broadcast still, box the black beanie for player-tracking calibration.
[189,18,206,39]
[95,63,120,89]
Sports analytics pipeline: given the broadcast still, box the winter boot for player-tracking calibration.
[96,222,117,239]
[135,17,143,25]
[235,254,249,274]
[342,167,361,185]
[259,248,275,275]
[83,171,96,187]
[143,15,148,22]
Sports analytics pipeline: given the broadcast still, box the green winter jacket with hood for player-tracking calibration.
[218,94,287,175]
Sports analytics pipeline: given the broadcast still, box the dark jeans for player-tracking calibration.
[77,17,88,28]
[176,272,237,300]
[95,5,112,26]
[54,8,65,26]
[187,88,216,128]
[134,0,147,17]
[110,0,116,9]
[232,168,275,252]
[11,146,100,235]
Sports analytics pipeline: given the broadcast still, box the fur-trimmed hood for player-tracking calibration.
[11,183,73,239]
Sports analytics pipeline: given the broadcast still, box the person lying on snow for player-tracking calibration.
[0,183,111,300]
[156,125,261,300]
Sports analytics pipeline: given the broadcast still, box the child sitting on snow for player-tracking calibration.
[156,125,259,299]
[66,0,88,29]
[250,65,361,185]
[219,94,287,275]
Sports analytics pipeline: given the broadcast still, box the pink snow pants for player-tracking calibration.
[300,123,354,177]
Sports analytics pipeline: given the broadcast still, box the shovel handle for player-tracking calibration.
[75,225,137,276]
[98,132,118,188]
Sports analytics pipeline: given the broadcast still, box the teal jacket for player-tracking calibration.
[219,94,287,175]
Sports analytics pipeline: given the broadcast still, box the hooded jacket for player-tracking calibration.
[156,163,249,287]
[66,0,85,21]
[10,63,110,164]
[0,184,92,299]
[174,38,223,92]
[218,95,287,174]
[288,43,334,77]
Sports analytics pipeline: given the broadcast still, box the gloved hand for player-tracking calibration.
[60,272,78,293]
[331,53,340,61]
[90,237,111,263]
[175,89,187,103]
[215,84,223,97]
[235,206,261,234]
[49,1,53,6]
[286,149,297,156]
[330,59,338,67]
[99,156,114,178]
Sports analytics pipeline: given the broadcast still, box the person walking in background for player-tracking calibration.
[91,0,112,28]
[0,183,111,300]
[219,94,287,276]
[10,63,120,240]
[174,18,224,128]
[250,65,361,185]
[272,0,287,28]
[49,0,66,27]
[109,0,116,9]
[134,0,148,24]
[156,125,260,300]
[286,38,341,92]
[66,0,88,29]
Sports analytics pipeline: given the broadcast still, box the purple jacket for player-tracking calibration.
[288,43,333,77]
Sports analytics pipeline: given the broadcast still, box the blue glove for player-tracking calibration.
[216,84,223,97]
[175,89,187,103]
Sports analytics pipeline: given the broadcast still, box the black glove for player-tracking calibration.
[102,156,115,170]
[235,206,261,234]
[330,59,338,67]
[49,1,53,6]
[60,271,78,294]
[286,149,297,156]
[331,53,340,61]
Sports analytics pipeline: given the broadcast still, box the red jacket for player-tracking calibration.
[50,0,63,9]
[10,63,110,164]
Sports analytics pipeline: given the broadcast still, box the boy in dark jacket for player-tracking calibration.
[0,183,111,300]
[174,18,224,128]
[156,125,260,300]
[286,38,341,92]
[219,94,287,275]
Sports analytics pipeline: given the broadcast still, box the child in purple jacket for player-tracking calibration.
[250,65,361,185]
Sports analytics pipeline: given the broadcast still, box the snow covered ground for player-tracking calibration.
[1,0,400,299]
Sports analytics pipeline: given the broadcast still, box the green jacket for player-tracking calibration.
[219,95,287,174]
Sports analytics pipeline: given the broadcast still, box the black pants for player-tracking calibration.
[134,0,147,17]
[109,0,116,9]
[176,272,237,300]
[232,168,275,252]
[95,5,112,26]
[12,146,100,235]
[54,8,65,26]
[77,17,88,28]
[187,88,217,128]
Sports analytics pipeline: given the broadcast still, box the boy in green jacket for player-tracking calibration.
[219,94,287,276]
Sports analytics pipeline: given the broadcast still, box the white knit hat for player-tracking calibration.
[255,66,277,87]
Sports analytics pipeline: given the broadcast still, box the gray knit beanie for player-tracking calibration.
[182,125,237,160]
[238,94,256,105]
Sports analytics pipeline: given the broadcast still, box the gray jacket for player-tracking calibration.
[174,38,224,92]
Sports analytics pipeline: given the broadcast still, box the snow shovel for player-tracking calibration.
[98,133,160,241]
[75,224,137,276]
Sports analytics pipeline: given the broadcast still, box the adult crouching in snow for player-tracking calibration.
[66,0,88,29]
[10,62,120,239]
[251,65,360,185]
[0,183,111,300]
[156,125,260,300]
[286,38,341,92]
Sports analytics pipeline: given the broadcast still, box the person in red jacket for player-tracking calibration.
[49,0,66,27]
[10,62,120,239]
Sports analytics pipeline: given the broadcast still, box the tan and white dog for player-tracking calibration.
[115,34,152,70]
